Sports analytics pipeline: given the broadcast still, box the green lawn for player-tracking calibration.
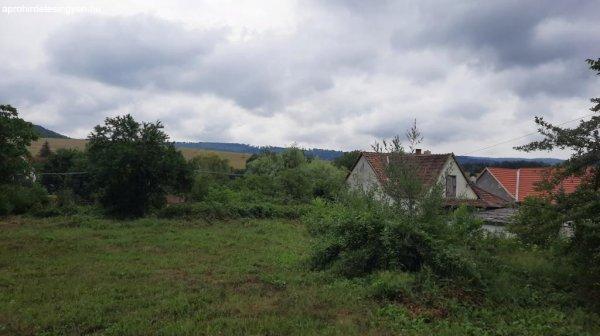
[1,216,598,335]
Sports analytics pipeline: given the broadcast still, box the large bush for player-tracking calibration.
[0,184,49,215]
[188,154,231,201]
[244,148,346,202]
[86,115,192,217]
[305,194,483,283]
[509,197,562,246]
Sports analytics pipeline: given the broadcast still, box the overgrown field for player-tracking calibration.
[1,216,598,335]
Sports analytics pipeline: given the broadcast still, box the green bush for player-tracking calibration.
[367,271,415,301]
[156,200,308,221]
[305,194,483,283]
[0,184,49,215]
[510,197,561,246]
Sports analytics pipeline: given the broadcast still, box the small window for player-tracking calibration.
[446,175,457,198]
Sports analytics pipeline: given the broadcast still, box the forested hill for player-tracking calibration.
[33,125,69,139]
[174,141,344,160]
[174,141,562,168]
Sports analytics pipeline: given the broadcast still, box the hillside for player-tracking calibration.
[32,124,69,139]
[174,141,344,160]
[28,138,251,169]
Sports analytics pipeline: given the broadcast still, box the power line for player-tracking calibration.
[461,113,596,156]
[35,172,88,176]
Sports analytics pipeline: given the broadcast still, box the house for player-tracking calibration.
[475,167,583,203]
[346,150,499,207]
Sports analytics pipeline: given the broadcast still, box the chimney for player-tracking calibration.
[415,148,422,155]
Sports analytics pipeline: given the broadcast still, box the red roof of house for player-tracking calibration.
[361,152,451,188]
[485,167,583,202]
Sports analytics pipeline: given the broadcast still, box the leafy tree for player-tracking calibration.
[281,146,307,169]
[0,105,38,183]
[515,58,600,301]
[40,148,90,198]
[87,114,191,217]
[246,151,284,176]
[333,150,361,171]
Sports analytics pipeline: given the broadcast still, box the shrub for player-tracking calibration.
[277,167,313,202]
[509,197,561,246]
[0,184,49,215]
[368,271,415,301]
[156,199,308,221]
[305,194,482,283]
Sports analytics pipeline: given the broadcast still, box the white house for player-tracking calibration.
[346,150,497,207]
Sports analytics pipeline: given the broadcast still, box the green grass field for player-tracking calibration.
[1,216,599,335]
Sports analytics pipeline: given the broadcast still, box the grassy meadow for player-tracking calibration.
[28,139,251,169]
[1,215,599,336]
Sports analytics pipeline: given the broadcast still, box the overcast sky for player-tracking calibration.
[1,0,599,158]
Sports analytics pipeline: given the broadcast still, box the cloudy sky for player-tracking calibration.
[1,0,599,158]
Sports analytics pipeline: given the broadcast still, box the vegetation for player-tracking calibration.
[514,58,600,305]
[86,115,192,217]
[0,104,38,184]
[2,215,599,335]
[1,60,599,334]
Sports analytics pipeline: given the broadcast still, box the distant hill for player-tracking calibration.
[33,125,69,139]
[456,156,563,175]
[174,141,345,160]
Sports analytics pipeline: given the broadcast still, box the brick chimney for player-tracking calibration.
[415,148,422,155]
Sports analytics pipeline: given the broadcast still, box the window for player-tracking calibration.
[446,175,456,198]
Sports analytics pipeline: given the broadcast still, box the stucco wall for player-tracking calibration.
[436,158,478,200]
[347,156,382,194]
[476,170,514,201]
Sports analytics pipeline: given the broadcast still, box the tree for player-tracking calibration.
[515,58,600,301]
[0,105,38,183]
[38,141,52,159]
[40,148,90,197]
[333,150,361,171]
[405,119,424,154]
[87,114,191,217]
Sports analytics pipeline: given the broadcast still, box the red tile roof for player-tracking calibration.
[485,167,583,202]
[361,152,451,188]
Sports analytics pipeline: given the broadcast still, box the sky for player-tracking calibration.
[1,0,599,158]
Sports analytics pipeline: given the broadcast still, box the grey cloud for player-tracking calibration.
[45,14,375,112]
[392,1,600,68]
[47,15,224,88]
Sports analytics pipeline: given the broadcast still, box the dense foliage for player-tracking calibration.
[86,114,192,217]
[0,105,38,183]
[515,58,600,304]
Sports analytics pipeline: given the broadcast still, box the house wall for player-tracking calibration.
[437,158,478,199]
[476,170,514,201]
[346,156,386,199]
